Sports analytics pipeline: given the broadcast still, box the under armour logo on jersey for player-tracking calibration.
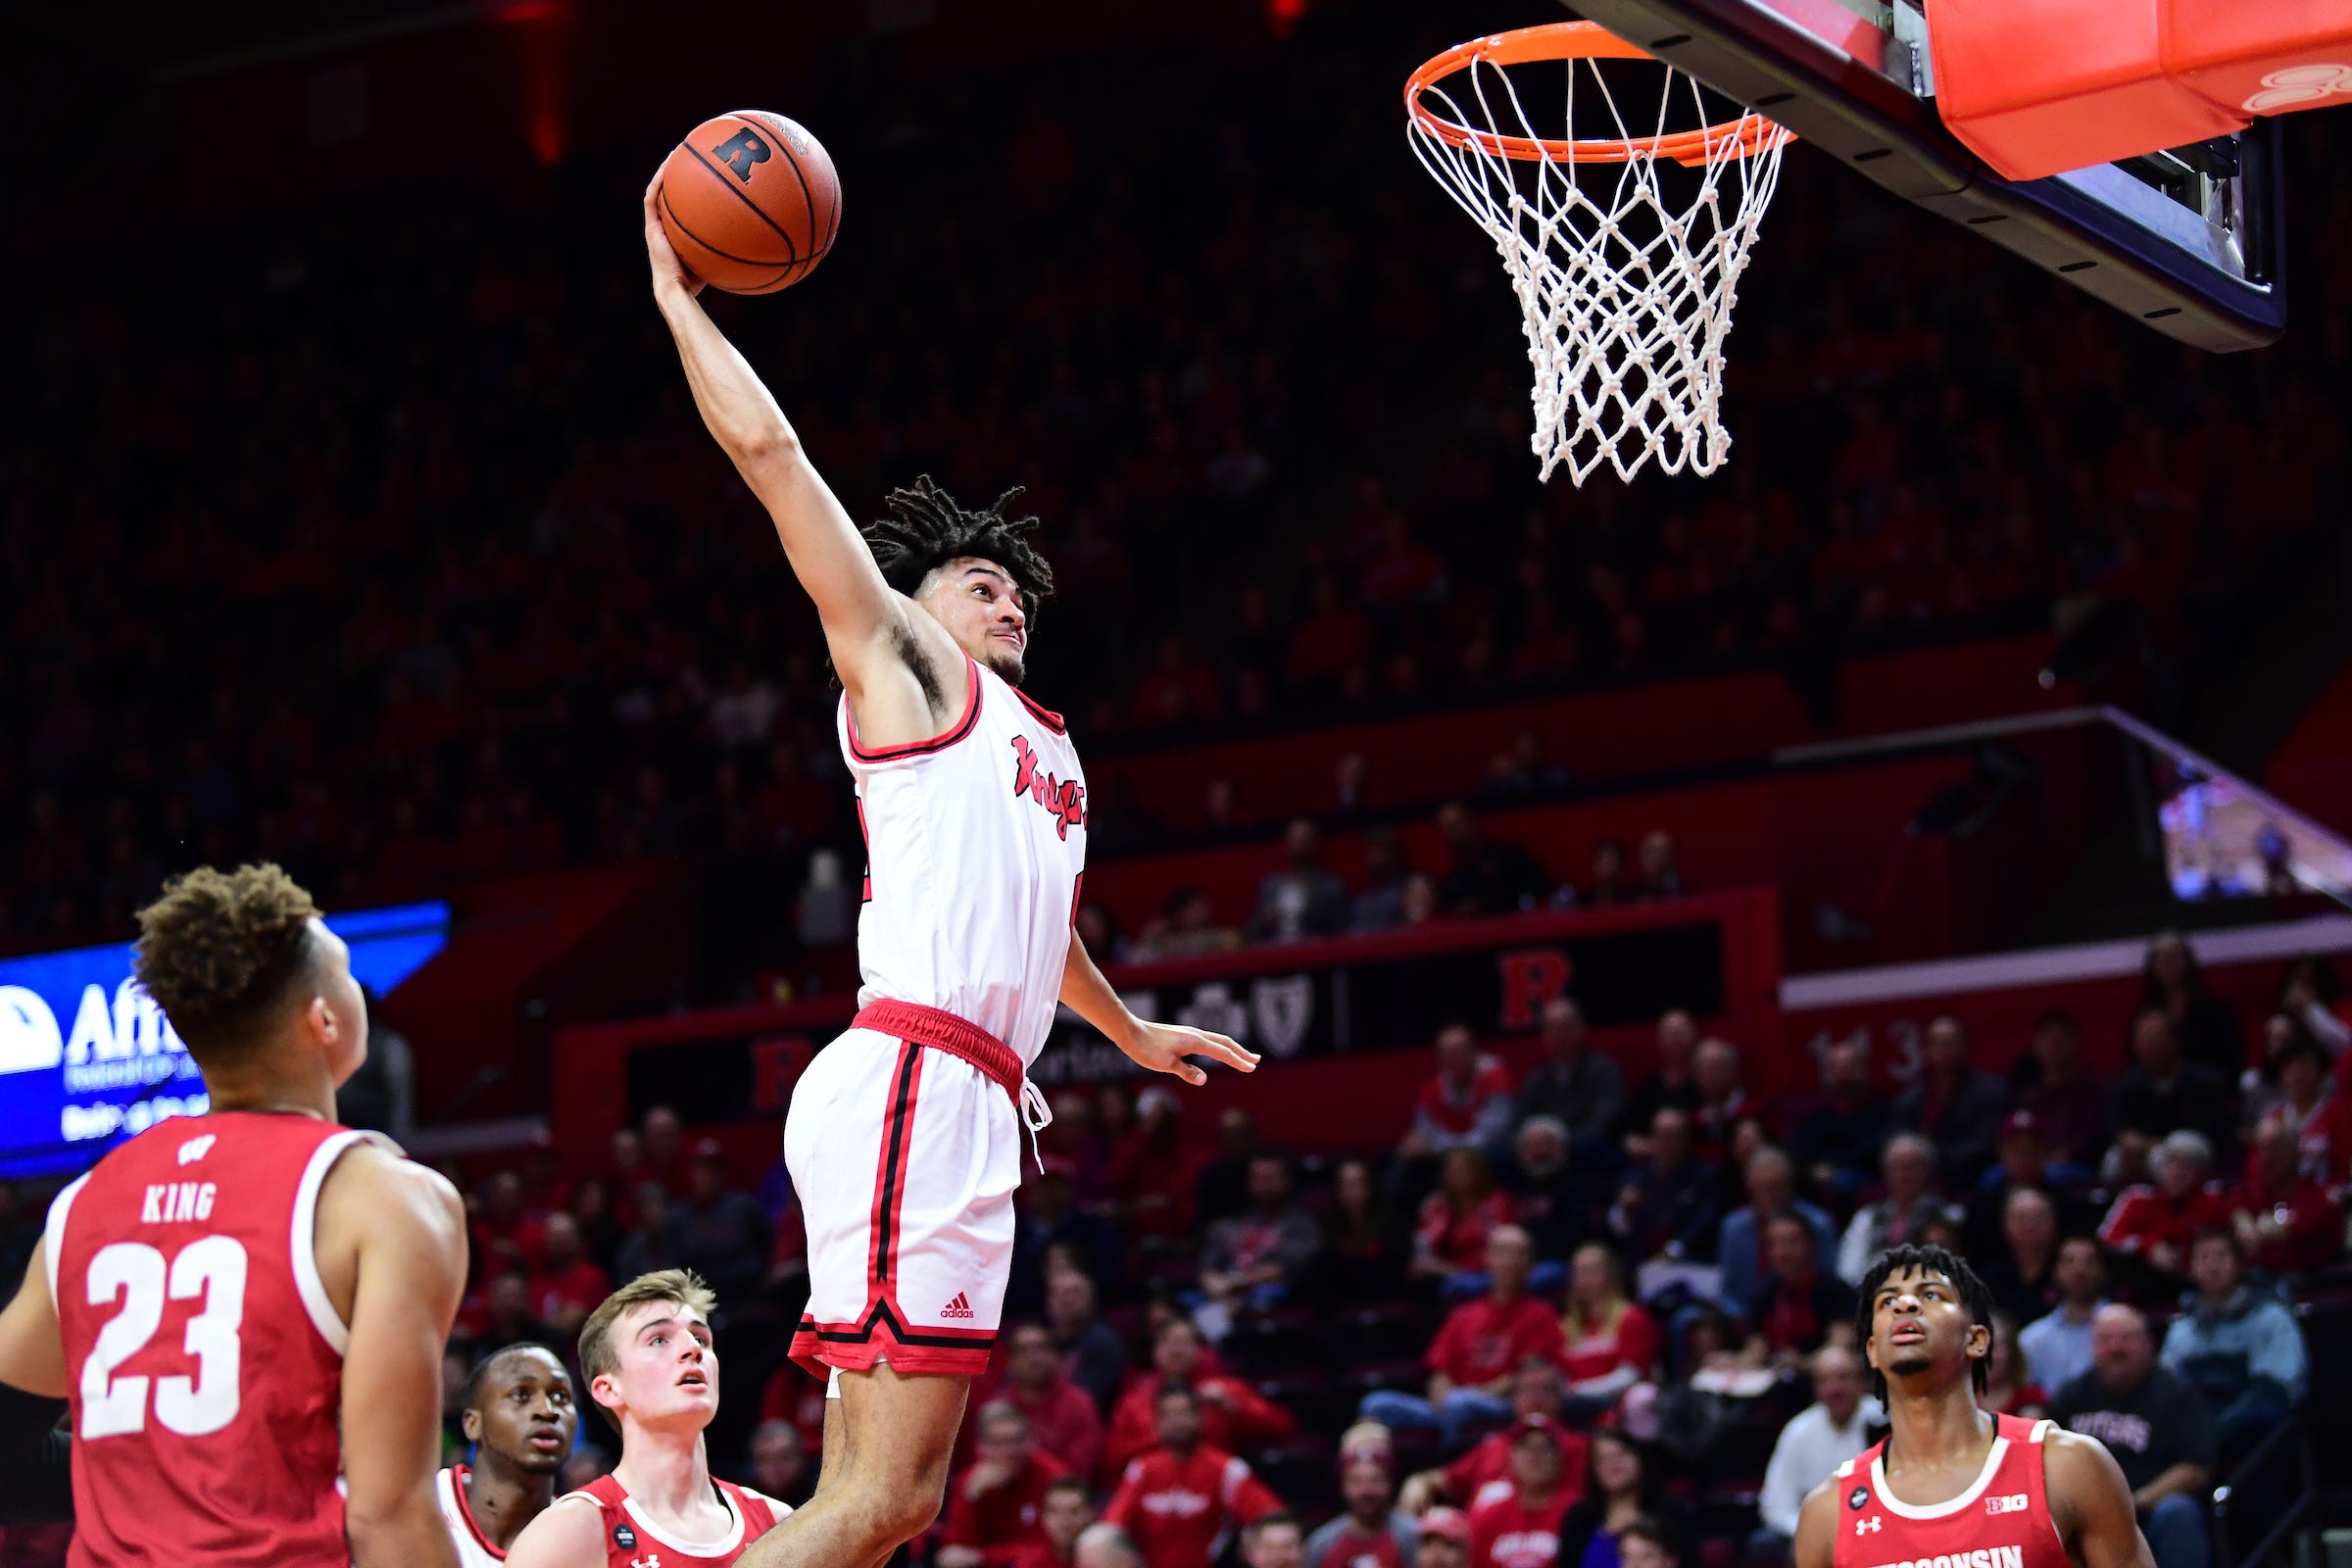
[1854,1517,1883,1537]
[1987,1494,2030,1515]
[176,1135,217,1166]
[942,1292,975,1319]
[630,1555,662,1568]
[1009,735,1086,840]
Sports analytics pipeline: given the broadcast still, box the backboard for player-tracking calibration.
[1564,0,2287,350]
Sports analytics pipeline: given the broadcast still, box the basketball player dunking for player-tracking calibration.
[1797,1246,2154,1568]
[641,178,1259,1568]
[0,864,469,1568]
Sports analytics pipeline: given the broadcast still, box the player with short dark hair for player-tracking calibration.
[0,862,469,1568]
[1795,1245,2156,1568]
[440,1345,580,1565]
[641,161,1257,1568]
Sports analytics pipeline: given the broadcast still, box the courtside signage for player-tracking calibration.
[0,902,450,1178]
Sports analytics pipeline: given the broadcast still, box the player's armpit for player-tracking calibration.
[0,1242,67,1399]
[504,1494,612,1568]
[2045,1430,2158,1568]
[334,1151,466,1568]
[1791,1478,1843,1568]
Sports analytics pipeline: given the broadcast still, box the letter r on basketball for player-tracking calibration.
[710,128,771,181]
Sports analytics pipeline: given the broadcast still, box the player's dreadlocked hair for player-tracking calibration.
[1853,1244,1996,1403]
[132,863,322,1064]
[862,475,1054,625]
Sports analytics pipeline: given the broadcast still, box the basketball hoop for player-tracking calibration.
[1406,22,1792,485]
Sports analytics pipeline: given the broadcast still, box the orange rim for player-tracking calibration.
[1405,20,1793,169]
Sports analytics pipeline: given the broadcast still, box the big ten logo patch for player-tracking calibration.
[1496,948,1574,1028]
[750,1035,815,1113]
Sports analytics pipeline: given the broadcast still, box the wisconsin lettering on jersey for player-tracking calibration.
[1862,1547,2028,1568]
[1009,735,1085,840]
[139,1182,218,1223]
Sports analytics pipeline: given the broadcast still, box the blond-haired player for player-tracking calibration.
[506,1271,788,1568]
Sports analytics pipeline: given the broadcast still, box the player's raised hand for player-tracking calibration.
[1117,1018,1259,1085]
[643,172,706,300]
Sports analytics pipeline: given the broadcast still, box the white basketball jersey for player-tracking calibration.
[436,1465,509,1568]
[839,655,1087,1064]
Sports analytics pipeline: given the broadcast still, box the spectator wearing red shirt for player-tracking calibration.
[2231,1116,2343,1274]
[1466,1417,1580,1568]
[1359,1225,1564,1452]
[2101,1130,2234,1283]
[1414,1360,1587,1514]
[1413,1150,1515,1282]
[2261,1030,2352,1186]
[1304,1458,1418,1568]
[527,1211,611,1339]
[471,1168,549,1277]
[1103,1386,1283,1568]
[1688,1040,1754,1169]
[940,1402,1073,1568]
[1557,1244,1660,1418]
[997,1322,1107,1480]
[1746,1213,1857,1359]
[1104,1319,1295,1482]
[1402,1026,1516,1159]
[1006,1478,1096,1568]
[1114,1088,1200,1242]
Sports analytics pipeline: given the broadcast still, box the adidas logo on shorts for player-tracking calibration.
[941,1293,975,1319]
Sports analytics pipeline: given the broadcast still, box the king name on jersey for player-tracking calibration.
[1866,1546,2029,1568]
[139,1181,218,1223]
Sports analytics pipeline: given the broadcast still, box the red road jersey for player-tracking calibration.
[560,1472,786,1568]
[1833,1414,2071,1568]
[45,1112,378,1567]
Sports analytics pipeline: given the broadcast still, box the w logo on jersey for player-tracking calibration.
[1009,736,1086,840]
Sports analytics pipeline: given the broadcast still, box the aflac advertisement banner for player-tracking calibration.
[0,902,450,1179]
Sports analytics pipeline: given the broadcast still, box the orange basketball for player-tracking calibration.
[657,112,841,295]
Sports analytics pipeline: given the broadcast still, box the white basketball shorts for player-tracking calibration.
[785,1000,1028,1379]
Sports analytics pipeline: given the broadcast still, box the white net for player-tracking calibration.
[1408,40,1789,485]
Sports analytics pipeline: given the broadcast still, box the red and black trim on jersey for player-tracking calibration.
[1009,684,1066,735]
[855,798,872,903]
[843,657,983,763]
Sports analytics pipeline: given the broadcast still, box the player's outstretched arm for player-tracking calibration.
[2047,1430,2159,1568]
[333,1148,467,1568]
[1790,1478,1841,1568]
[641,175,923,700]
[1059,928,1259,1085]
[506,1495,610,1568]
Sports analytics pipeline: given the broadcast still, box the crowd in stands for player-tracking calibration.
[5,5,2347,984]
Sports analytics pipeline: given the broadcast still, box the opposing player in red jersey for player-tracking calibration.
[1796,1245,2154,1568]
[506,1270,790,1568]
[0,863,468,1567]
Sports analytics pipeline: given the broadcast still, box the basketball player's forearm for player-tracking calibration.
[349,1495,464,1568]
[656,287,805,464]
[1059,931,1140,1046]
[655,292,906,651]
